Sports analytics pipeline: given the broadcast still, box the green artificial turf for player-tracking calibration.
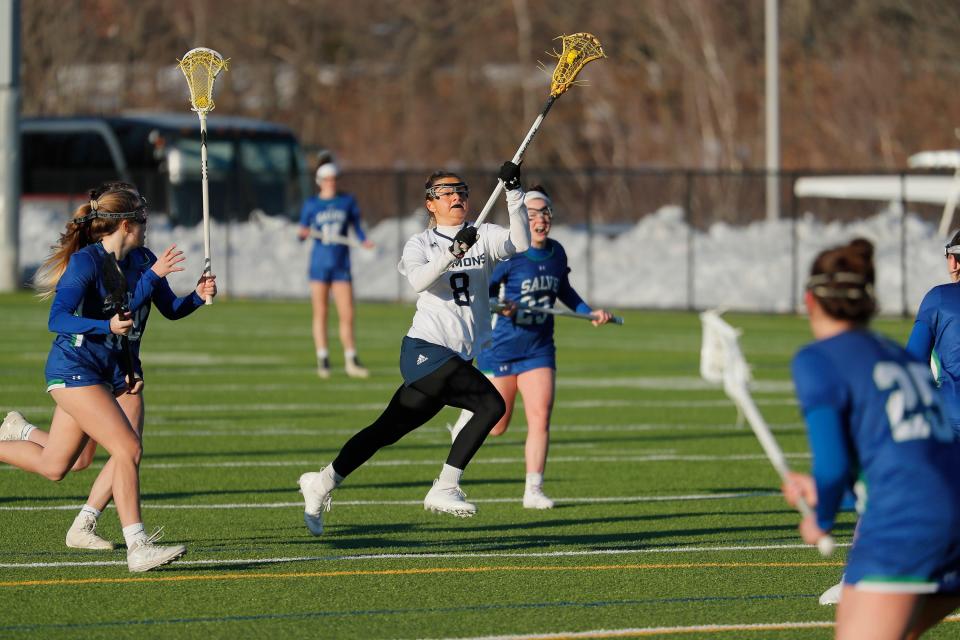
[0,292,953,639]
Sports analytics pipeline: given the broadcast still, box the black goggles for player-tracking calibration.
[426,182,469,200]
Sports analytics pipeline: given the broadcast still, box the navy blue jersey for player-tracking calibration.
[299,192,366,272]
[792,330,960,541]
[485,239,590,364]
[907,282,960,431]
[47,243,203,377]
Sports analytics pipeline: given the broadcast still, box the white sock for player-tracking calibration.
[122,523,146,548]
[80,505,101,519]
[451,410,472,440]
[344,349,357,361]
[526,472,544,489]
[321,464,344,492]
[437,463,463,488]
[316,348,329,360]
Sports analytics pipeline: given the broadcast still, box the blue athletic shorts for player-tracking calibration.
[309,266,352,283]
[844,531,960,594]
[44,348,126,394]
[477,353,556,377]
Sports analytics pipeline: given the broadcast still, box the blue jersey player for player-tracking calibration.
[0,184,212,572]
[905,230,960,436]
[449,186,612,509]
[297,161,374,379]
[783,239,960,637]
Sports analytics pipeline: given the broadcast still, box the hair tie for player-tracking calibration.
[89,199,99,211]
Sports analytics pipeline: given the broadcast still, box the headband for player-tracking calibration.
[72,194,148,225]
[807,272,874,300]
[523,190,552,209]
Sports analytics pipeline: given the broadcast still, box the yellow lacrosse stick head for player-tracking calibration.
[177,47,229,113]
[549,33,606,97]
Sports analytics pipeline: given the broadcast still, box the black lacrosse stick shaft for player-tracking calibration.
[103,253,137,391]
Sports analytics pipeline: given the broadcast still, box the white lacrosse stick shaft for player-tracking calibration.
[727,382,836,557]
[473,96,557,228]
[199,111,213,305]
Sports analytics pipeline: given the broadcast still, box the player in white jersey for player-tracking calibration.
[296,162,531,533]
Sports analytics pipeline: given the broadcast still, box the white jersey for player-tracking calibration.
[399,188,530,360]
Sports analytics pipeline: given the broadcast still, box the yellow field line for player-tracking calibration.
[0,561,843,588]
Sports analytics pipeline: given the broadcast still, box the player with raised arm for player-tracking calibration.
[0,185,200,571]
[448,185,612,508]
[296,162,530,533]
[782,239,960,638]
[2,183,217,552]
[297,161,374,379]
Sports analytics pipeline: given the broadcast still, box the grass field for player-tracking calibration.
[0,292,953,639]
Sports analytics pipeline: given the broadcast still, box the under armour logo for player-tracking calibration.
[416,354,429,365]
[539,265,547,271]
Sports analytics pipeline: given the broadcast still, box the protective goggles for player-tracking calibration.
[73,195,148,225]
[945,243,960,257]
[425,182,469,200]
[527,205,553,219]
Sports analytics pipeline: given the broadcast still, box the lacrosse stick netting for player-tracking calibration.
[699,310,836,557]
[473,33,606,227]
[177,48,229,113]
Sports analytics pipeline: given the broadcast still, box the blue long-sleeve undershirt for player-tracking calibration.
[804,405,854,531]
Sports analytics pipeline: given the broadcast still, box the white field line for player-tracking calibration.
[0,540,848,570]
[0,491,781,512]
[11,398,797,415]
[0,376,794,394]
[135,423,805,438]
[0,452,811,473]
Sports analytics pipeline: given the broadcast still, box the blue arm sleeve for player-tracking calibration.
[488,261,509,298]
[906,289,938,362]
[348,197,366,242]
[298,199,312,228]
[48,253,111,335]
[129,270,161,313]
[151,278,204,320]
[805,405,853,531]
[556,256,591,314]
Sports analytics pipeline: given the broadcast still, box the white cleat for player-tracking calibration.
[317,357,331,379]
[299,472,333,535]
[0,411,34,441]
[819,582,843,605]
[345,357,369,379]
[523,485,555,510]
[126,531,186,572]
[65,512,115,550]
[424,481,477,518]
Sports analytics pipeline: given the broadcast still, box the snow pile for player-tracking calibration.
[19,200,948,314]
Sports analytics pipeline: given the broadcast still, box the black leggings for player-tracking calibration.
[332,357,506,478]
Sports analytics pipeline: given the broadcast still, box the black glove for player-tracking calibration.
[498,161,522,191]
[450,226,478,259]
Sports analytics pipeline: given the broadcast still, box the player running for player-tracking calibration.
[783,239,960,638]
[0,184,204,571]
[297,160,374,378]
[448,185,612,508]
[296,162,530,534]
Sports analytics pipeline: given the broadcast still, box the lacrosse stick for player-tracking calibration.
[177,47,229,305]
[309,229,372,250]
[102,252,139,392]
[473,33,605,227]
[492,300,623,325]
[700,310,835,557]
